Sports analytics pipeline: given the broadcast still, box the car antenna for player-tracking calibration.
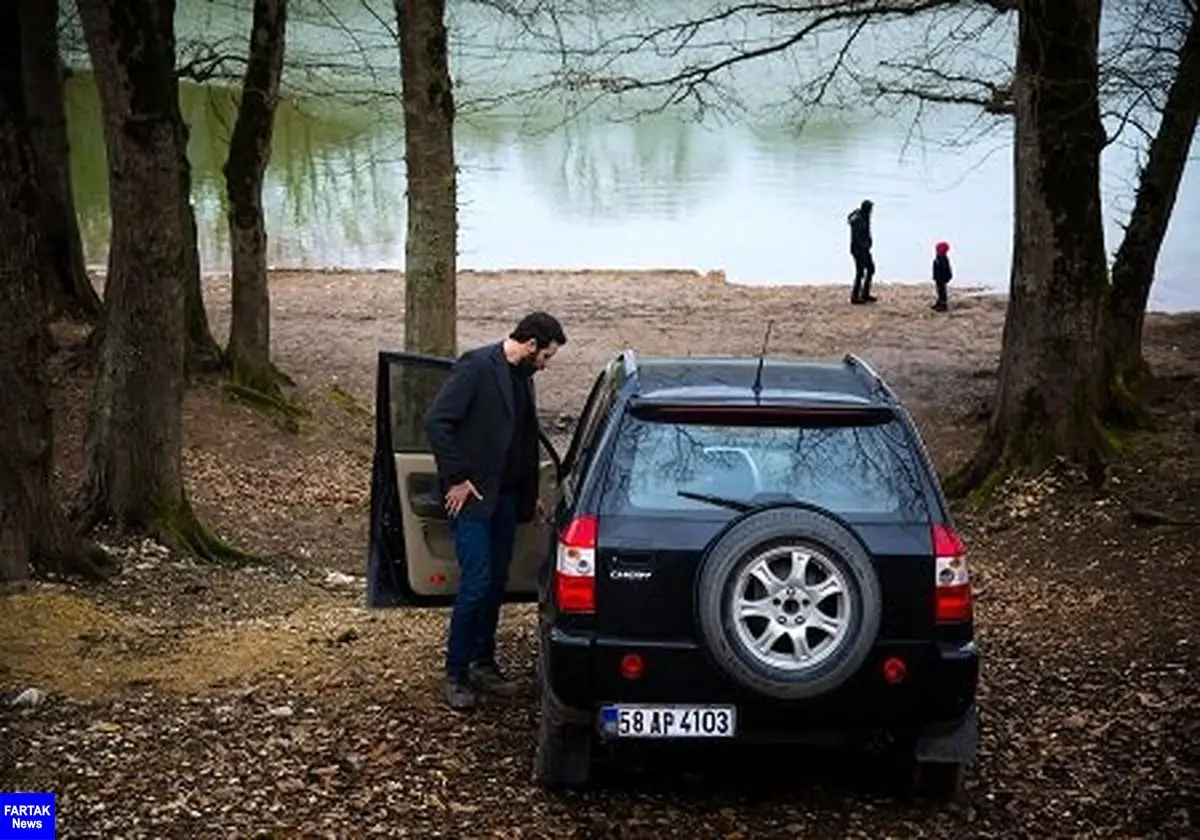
[751,319,774,403]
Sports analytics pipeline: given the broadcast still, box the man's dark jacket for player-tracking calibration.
[848,208,872,254]
[424,342,540,522]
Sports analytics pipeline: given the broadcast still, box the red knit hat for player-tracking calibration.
[935,241,950,254]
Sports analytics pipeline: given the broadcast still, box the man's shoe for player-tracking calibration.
[443,677,476,712]
[862,294,878,303]
[469,661,519,697]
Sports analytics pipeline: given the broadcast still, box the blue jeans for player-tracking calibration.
[445,490,518,681]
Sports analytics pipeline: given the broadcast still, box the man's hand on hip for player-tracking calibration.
[445,480,482,517]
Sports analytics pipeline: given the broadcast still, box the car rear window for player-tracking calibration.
[597,410,931,521]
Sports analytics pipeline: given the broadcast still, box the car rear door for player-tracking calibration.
[590,403,937,640]
[366,351,560,607]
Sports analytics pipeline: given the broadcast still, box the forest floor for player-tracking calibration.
[1,269,1197,838]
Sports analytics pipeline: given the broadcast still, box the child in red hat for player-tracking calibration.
[932,241,952,311]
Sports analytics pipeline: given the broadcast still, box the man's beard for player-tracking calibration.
[517,355,538,375]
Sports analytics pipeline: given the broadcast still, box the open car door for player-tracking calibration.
[366,350,561,607]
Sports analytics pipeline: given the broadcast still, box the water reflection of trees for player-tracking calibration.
[60,0,888,271]
[67,73,399,270]
[600,416,928,521]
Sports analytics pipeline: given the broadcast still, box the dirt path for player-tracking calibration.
[2,270,1197,838]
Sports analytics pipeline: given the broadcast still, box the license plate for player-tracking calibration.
[599,704,737,738]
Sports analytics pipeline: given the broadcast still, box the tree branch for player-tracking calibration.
[873,61,1014,114]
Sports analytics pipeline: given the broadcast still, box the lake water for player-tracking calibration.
[62,1,1199,312]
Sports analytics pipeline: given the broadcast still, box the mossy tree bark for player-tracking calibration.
[1104,5,1200,422]
[75,0,246,562]
[223,0,292,398]
[0,3,113,583]
[17,0,102,323]
[948,0,1111,497]
[396,0,457,358]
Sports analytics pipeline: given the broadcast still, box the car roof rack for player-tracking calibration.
[843,353,897,403]
[619,348,639,379]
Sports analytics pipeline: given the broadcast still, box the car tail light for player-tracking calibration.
[882,656,907,684]
[556,515,597,613]
[620,653,644,680]
[933,523,971,623]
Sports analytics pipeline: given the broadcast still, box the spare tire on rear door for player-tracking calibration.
[695,505,882,701]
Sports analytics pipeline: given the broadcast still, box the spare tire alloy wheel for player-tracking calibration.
[732,544,852,671]
[696,507,882,701]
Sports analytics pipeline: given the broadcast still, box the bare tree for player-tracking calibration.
[396,0,458,357]
[870,0,1199,422]
[0,1,112,582]
[76,0,245,561]
[17,0,102,322]
[1105,1,1199,416]
[493,1,1012,118]
[951,0,1111,492]
[224,0,296,404]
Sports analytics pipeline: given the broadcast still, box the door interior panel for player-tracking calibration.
[395,454,555,598]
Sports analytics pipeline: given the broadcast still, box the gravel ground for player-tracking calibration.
[2,270,1197,838]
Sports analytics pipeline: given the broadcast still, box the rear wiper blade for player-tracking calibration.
[676,490,756,513]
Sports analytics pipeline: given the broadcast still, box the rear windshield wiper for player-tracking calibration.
[677,489,802,513]
[676,490,757,513]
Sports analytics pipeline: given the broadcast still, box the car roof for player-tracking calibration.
[628,356,888,407]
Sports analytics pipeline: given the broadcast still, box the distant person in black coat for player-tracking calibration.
[932,240,952,312]
[425,311,568,711]
[848,199,876,304]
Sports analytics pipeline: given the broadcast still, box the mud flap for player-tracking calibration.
[914,706,980,764]
[537,630,592,727]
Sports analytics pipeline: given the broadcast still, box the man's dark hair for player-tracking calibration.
[511,311,567,348]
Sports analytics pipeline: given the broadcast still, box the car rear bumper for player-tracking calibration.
[545,627,978,736]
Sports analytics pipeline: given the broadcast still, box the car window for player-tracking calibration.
[563,363,622,484]
[568,385,615,486]
[598,415,930,521]
[387,355,453,452]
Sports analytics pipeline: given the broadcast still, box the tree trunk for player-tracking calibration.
[1105,5,1200,413]
[181,114,223,375]
[224,0,289,395]
[0,3,111,582]
[949,0,1111,496]
[76,0,242,561]
[17,0,102,322]
[396,0,457,357]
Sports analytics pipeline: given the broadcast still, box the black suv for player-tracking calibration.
[367,349,979,798]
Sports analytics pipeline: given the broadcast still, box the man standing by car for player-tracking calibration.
[425,311,568,711]
[848,199,876,304]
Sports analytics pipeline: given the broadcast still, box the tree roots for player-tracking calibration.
[36,538,121,582]
[187,338,226,377]
[157,501,260,566]
[73,489,261,568]
[325,384,372,421]
[223,357,309,432]
[1104,368,1156,430]
[944,412,1110,504]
